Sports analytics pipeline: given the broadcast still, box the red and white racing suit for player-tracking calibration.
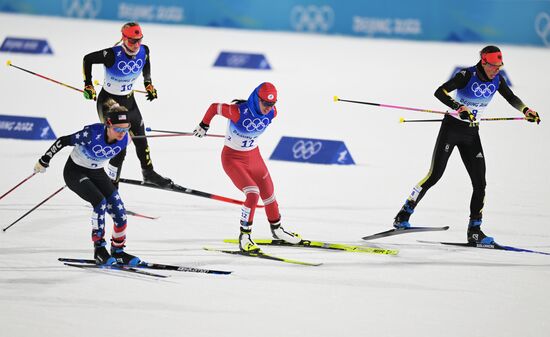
[201,102,280,226]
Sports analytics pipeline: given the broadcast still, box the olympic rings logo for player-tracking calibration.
[92,144,122,158]
[535,12,550,47]
[471,82,496,98]
[242,118,270,132]
[290,5,335,33]
[62,0,101,18]
[117,59,143,75]
[227,54,250,67]
[292,140,323,160]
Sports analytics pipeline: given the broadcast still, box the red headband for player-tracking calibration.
[482,51,503,65]
[121,25,143,40]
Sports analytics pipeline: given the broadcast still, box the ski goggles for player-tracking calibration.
[259,98,276,107]
[124,36,142,45]
[111,125,131,133]
[482,52,503,68]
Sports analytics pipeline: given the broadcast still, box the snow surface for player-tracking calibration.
[1,13,549,337]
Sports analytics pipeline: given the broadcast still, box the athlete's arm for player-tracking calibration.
[434,69,471,110]
[202,103,241,125]
[82,48,116,85]
[497,76,529,113]
[38,135,73,166]
[142,45,152,83]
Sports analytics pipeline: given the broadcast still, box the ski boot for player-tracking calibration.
[239,226,261,253]
[270,220,301,244]
[94,241,116,265]
[467,219,495,245]
[110,245,141,266]
[393,200,415,229]
[142,167,173,188]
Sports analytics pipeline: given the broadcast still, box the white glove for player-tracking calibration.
[34,159,48,173]
[193,122,209,138]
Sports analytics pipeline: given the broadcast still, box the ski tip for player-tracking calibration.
[399,117,405,123]
[93,79,100,85]
[146,127,152,132]
[333,95,339,102]
[6,59,12,66]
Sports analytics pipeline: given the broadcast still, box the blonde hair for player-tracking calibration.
[104,98,128,113]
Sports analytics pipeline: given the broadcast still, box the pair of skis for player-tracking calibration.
[59,258,233,278]
[362,226,550,256]
[61,237,398,273]
[205,238,399,266]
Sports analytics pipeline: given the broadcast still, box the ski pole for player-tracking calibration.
[6,60,94,100]
[3,185,66,232]
[399,118,443,123]
[0,173,37,202]
[399,117,528,123]
[93,79,146,94]
[132,134,199,139]
[118,178,264,208]
[334,95,458,116]
[145,127,225,138]
[479,117,527,122]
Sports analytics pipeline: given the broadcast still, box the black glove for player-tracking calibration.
[144,81,158,101]
[524,109,541,125]
[458,106,476,122]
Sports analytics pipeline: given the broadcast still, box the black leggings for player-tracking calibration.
[97,89,153,176]
[410,115,486,220]
[63,157,116,207]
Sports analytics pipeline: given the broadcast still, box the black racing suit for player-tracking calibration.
[83,46,153,180]
[401,62,528,222]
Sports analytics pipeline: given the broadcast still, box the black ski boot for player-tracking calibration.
[111,246,141,266]
[94,242,116,265]
[393,200,415,229]
[142,167,173,188]
[467,219,495,245]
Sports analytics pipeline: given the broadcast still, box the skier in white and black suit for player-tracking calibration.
[393,46,541,244]
[82,22,172,188]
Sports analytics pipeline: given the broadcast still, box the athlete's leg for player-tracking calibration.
[458,136,493,244]
[457,133,486,221]
[63,158,109,247]
[394,119,456,227]
[119,96,172,187]
[222,147,262,252]
[250,149,300,243]
[222,147,260,226]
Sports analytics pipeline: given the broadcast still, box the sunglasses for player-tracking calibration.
[111,125,131,133]
[124,35,142,45]
[260,99,276,107]
[482,56,503,69]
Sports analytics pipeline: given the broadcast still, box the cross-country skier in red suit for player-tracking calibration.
[193,82,301,252]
